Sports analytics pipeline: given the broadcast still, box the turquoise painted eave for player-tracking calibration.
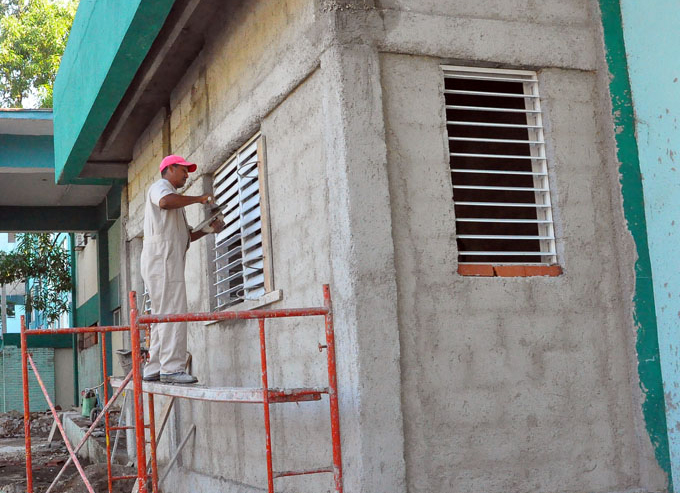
[53,0,177,185]
[0,109,52,121]
[0,135,54,169]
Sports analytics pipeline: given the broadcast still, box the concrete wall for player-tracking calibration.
[382,51,663,492]
[78,343,101,392]
[76,237,98,308]
[54,347,74,410]
[120,1,668,492]
[620,0,680,487]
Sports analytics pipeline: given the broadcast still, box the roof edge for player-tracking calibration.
[53,0,176,185]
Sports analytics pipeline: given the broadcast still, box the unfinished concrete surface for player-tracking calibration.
[116,0,668,492]
[382,53,664,492]
[54,348,75,410]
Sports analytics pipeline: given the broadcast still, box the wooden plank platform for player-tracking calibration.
[109,377,326,404]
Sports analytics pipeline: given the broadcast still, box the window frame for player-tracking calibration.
[442,65,561,277]
[210,133,276,310]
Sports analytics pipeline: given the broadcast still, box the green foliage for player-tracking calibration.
[0,0,77,108]
[0,1,23,18]
[0,233,71,325]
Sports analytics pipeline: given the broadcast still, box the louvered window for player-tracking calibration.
[443,66,556,265]
[212,134,273,309]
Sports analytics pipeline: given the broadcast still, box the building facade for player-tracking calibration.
[51,1,678,492]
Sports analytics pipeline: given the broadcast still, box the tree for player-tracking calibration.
[0,233,72,326]
[0,0,77,108]
[0,0,22,18]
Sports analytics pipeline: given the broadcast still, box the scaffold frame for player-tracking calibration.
[20,284,343,493]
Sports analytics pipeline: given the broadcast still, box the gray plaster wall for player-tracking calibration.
[78,343,101,392]
[174,68,335,492]
[380,51,664,493]
[120,0,668,492]
[54,348,74,410]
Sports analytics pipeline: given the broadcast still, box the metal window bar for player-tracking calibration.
[444,89,539,98]
[447,121,544,129]
[452,169,547,176]
[446,105,542,113]
[449,137,544,144]
[453,201,552,207]
[450,153,546,160]
[443,65,557,265]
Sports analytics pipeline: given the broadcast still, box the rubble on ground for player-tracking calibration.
[0,410,134,492]
[0,410,57,438]
[58,463,137,493]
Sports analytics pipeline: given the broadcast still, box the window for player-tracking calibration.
[79,324,98,350]
[6,303,15,318]
[112,308,121,326]
[443,66,559,275]
[212,134,273,309]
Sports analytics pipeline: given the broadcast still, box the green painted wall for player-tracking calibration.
[53,0,176,184]
[0,346,54,412]
[598,0,672,489]
[0,206,100,232]
[76,294,99,328]
[4,333,72,348]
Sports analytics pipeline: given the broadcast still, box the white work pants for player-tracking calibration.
[140,239,188,375]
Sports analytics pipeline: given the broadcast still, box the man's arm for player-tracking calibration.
[159,193,211,210]
[190,230,209,242]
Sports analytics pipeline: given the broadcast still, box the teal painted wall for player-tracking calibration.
[76,293,99,328]
[598,1,672,488]
[0,346,54,412]
[620,0,680,487]
[53,0,176,184]
[4,333,72,348]
[0,135,54,169]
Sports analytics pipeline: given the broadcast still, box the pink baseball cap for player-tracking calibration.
[159,154,197,173]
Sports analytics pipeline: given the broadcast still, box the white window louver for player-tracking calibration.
[213,136,267,309]
[141,285,152,314]
[443,66,556,265]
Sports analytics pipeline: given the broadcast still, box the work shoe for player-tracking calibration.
[143,372,160,382]
[160,372,198,384]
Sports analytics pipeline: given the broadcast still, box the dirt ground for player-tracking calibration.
[0,411,135,493]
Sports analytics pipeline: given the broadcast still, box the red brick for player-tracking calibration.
[494,265,527,277]
[495,265,563,277]
[524,265,563,277]
[458,264,494,276]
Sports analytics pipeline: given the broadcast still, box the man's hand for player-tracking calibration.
[209,218,226,234]
[199,194,213,204]
[190,217,226,242]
